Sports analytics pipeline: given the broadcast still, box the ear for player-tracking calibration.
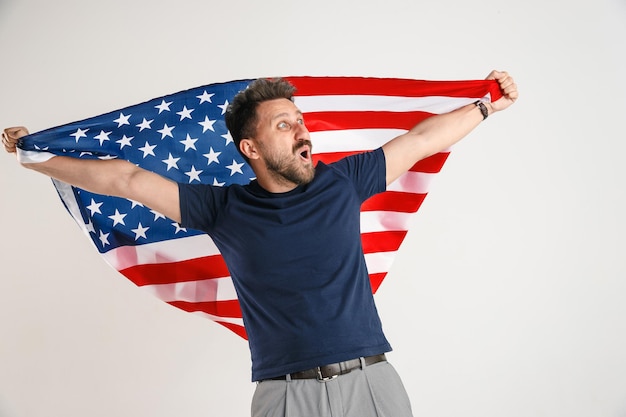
[239,138,260,160]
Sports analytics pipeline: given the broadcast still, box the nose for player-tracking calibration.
[294,120,310,141]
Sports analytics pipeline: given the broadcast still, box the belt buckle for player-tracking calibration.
[316,366,338,382]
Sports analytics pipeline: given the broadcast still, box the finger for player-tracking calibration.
[506,87,519,101]
[486,70,510,81]
[485,70,499,80]
[3,126,29,139]
[2,133,17,153]
[501,81,519,100]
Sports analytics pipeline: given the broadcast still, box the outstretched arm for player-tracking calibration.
[3,126,181,223]
[382,70,518,185]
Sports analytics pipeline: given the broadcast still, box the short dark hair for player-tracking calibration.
[225,78,296,159]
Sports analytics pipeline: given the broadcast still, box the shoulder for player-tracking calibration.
[327,147,385,173]
[317,148,386,199]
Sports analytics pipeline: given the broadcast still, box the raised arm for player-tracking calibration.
[3,126,181,223]
[382,70,518,185]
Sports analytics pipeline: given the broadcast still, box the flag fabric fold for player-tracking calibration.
[18,76,501,339]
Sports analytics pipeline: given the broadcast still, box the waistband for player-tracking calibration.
[266,354,387,382]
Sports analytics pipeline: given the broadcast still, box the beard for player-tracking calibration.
[262,140,315,187]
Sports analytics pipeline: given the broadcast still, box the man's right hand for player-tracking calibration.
[3,125,182,223]
[2,126,29,154]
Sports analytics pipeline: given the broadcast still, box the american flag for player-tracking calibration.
[18,76,502,339]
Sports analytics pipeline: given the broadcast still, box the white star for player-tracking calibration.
[157,123,175,139]
[131,222,149,240]
[128,199,144,208]
[218,100,229,115]
[86,198,103,215]
[98,230,110,246]
[203,147,221,165]
[176,106,194,121]
[212,178,226,187]
[155,100,173,114]
[196,91,214,104]
[116,134,134,149]
[70,128,89,143]
[150,210,166,221]
[198,116,216,133]
[98,154,117,160]
[85,218,95,234]
[172,222,187,233]
[108,209,127,226]
[138,141,157,158]
[162,153,180,171]
[226,159,244,176]
[136,118,154,131]
[113,112,131,127]
[221,131,234,146]
[185,165,203,183]
[180,134,198,151]
[94,130,112,146]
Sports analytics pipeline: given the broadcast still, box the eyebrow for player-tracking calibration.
[270,110,303,122]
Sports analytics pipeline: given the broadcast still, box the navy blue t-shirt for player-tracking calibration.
[178,148,392,381]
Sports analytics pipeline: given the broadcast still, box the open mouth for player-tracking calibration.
[297,146,311,161]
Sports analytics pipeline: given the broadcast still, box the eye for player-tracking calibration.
[297,118,304,125]
[277,121,289,129]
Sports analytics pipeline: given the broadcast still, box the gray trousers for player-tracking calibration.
[251,360,413,417]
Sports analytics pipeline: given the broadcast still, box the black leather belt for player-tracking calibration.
[268,354,387,381]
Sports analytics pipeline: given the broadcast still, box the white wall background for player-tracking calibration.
[1,0,625,416]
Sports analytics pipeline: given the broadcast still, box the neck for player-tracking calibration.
[255,171,299,194]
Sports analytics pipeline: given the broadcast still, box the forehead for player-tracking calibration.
[256,98,301,121]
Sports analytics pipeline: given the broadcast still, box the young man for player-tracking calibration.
[3,70,517,417]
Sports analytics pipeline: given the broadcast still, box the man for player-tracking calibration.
[3,70,518,417]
